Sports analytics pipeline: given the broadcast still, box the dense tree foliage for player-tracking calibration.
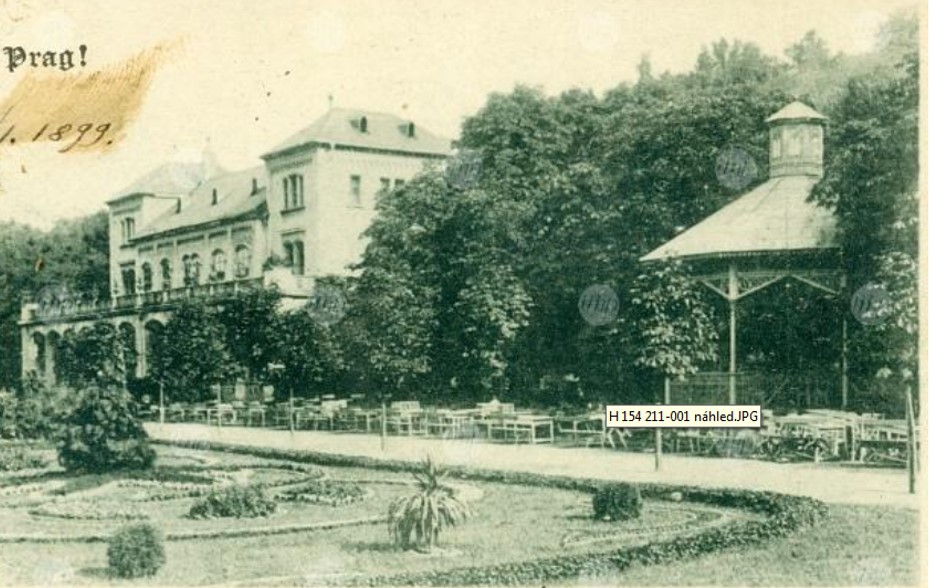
[0,212,109,390]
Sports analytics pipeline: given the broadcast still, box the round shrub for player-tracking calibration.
[593,483,642,521]
[107,523,166,578]
[188,485,277,519]
[58,387,155,473]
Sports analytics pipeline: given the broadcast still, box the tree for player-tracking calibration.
[630,260,719,382]
[58,386,155,473]
[148,301,234,402]
[811,51,919,411]
[275,310,346,400]
[216,287,283,383]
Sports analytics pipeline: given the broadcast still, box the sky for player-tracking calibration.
[0,0,919,229]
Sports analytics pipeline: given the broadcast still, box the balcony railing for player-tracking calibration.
[22,278,265,322]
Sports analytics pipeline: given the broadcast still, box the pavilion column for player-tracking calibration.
[728,264,739,404]
[840,275,848,409]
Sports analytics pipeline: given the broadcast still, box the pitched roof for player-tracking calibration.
[107,161,208,204]
[640,176,838,262]
[766,101,827,123]
[134,167,267,240]
[262,108,452,159]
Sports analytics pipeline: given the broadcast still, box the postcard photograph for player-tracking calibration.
[0,0,925,586]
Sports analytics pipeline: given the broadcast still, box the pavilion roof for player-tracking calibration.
[640,175,838,262]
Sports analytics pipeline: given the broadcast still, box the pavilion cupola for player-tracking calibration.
[766,100,827,179]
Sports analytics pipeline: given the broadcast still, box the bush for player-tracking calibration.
[0,445,47,471]
[188,485,277,519]
[277,480,366,506]
[57,387,155,473]
[593,483,642,521]
[107,523,166,578]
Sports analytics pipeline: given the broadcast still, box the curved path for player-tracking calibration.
[146,423,920,509]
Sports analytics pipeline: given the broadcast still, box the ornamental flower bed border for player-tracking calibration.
[155,439,829,586]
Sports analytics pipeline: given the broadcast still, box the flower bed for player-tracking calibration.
[156,439,829,586]
[276,480,368,506]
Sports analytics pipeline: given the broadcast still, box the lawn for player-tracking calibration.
[0,444,917,586]
[585,504,919,587]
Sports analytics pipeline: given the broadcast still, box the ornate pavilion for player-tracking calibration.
[640,101,848,409]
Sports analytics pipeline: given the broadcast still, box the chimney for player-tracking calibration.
[211,188,218,205]
[766,100,827,179]
[359,116,368,133]
[407,122,416,138]
[251,178,258,195]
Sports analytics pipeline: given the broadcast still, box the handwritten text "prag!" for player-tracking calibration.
[2,45,88,73]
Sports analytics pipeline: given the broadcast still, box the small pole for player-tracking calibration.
[381,399,387,452]
[215,383,221,428]
[655,380,667,472]
[906,387,916,494]
[289,388,295,434]
[159,380,165,425]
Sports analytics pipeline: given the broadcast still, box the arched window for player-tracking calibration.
[234,244,251,278]
[33,332,46,375]
[210,249,227,282]
[190,254,201,286]
[141,263,153,292]
[160,258,172,290]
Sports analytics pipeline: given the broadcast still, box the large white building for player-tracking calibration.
[20,108,451,382]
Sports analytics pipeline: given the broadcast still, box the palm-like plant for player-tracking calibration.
[388,455,471,551]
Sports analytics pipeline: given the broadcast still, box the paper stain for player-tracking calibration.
[0,42,173,153]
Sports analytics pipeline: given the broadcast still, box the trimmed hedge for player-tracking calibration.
[155,439,829,586]
[593,483,642,521]
[107,523,166,578]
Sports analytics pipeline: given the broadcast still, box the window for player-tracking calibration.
[160,258,172,290]
[234,245,251,278]
[770,128,782,159]
[183,254,201,287]
[283,240,305,275]
[282,174,304,210]
[394,178,405,188]
[121,265,136,295]
[785,126,802,157]
[379,177,391,194]
[141,262,153,292]
[210,249,227,282]
[120,218,135,244]
[349,175,362,207]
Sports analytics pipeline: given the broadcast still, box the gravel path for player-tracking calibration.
[146,423,920,509]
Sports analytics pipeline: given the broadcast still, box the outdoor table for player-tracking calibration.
[338,407,380,432]
[188,404,210,423]
[245,404,266,427]
[555,413,604,444]
[487,414,554,444]
[426,409,477,437]
[387,410,422,435]
[207,404,237,426]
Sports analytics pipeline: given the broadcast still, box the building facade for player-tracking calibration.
[20,108,451,383]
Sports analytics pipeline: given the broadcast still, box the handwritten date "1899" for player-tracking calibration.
[0,121,113,152]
